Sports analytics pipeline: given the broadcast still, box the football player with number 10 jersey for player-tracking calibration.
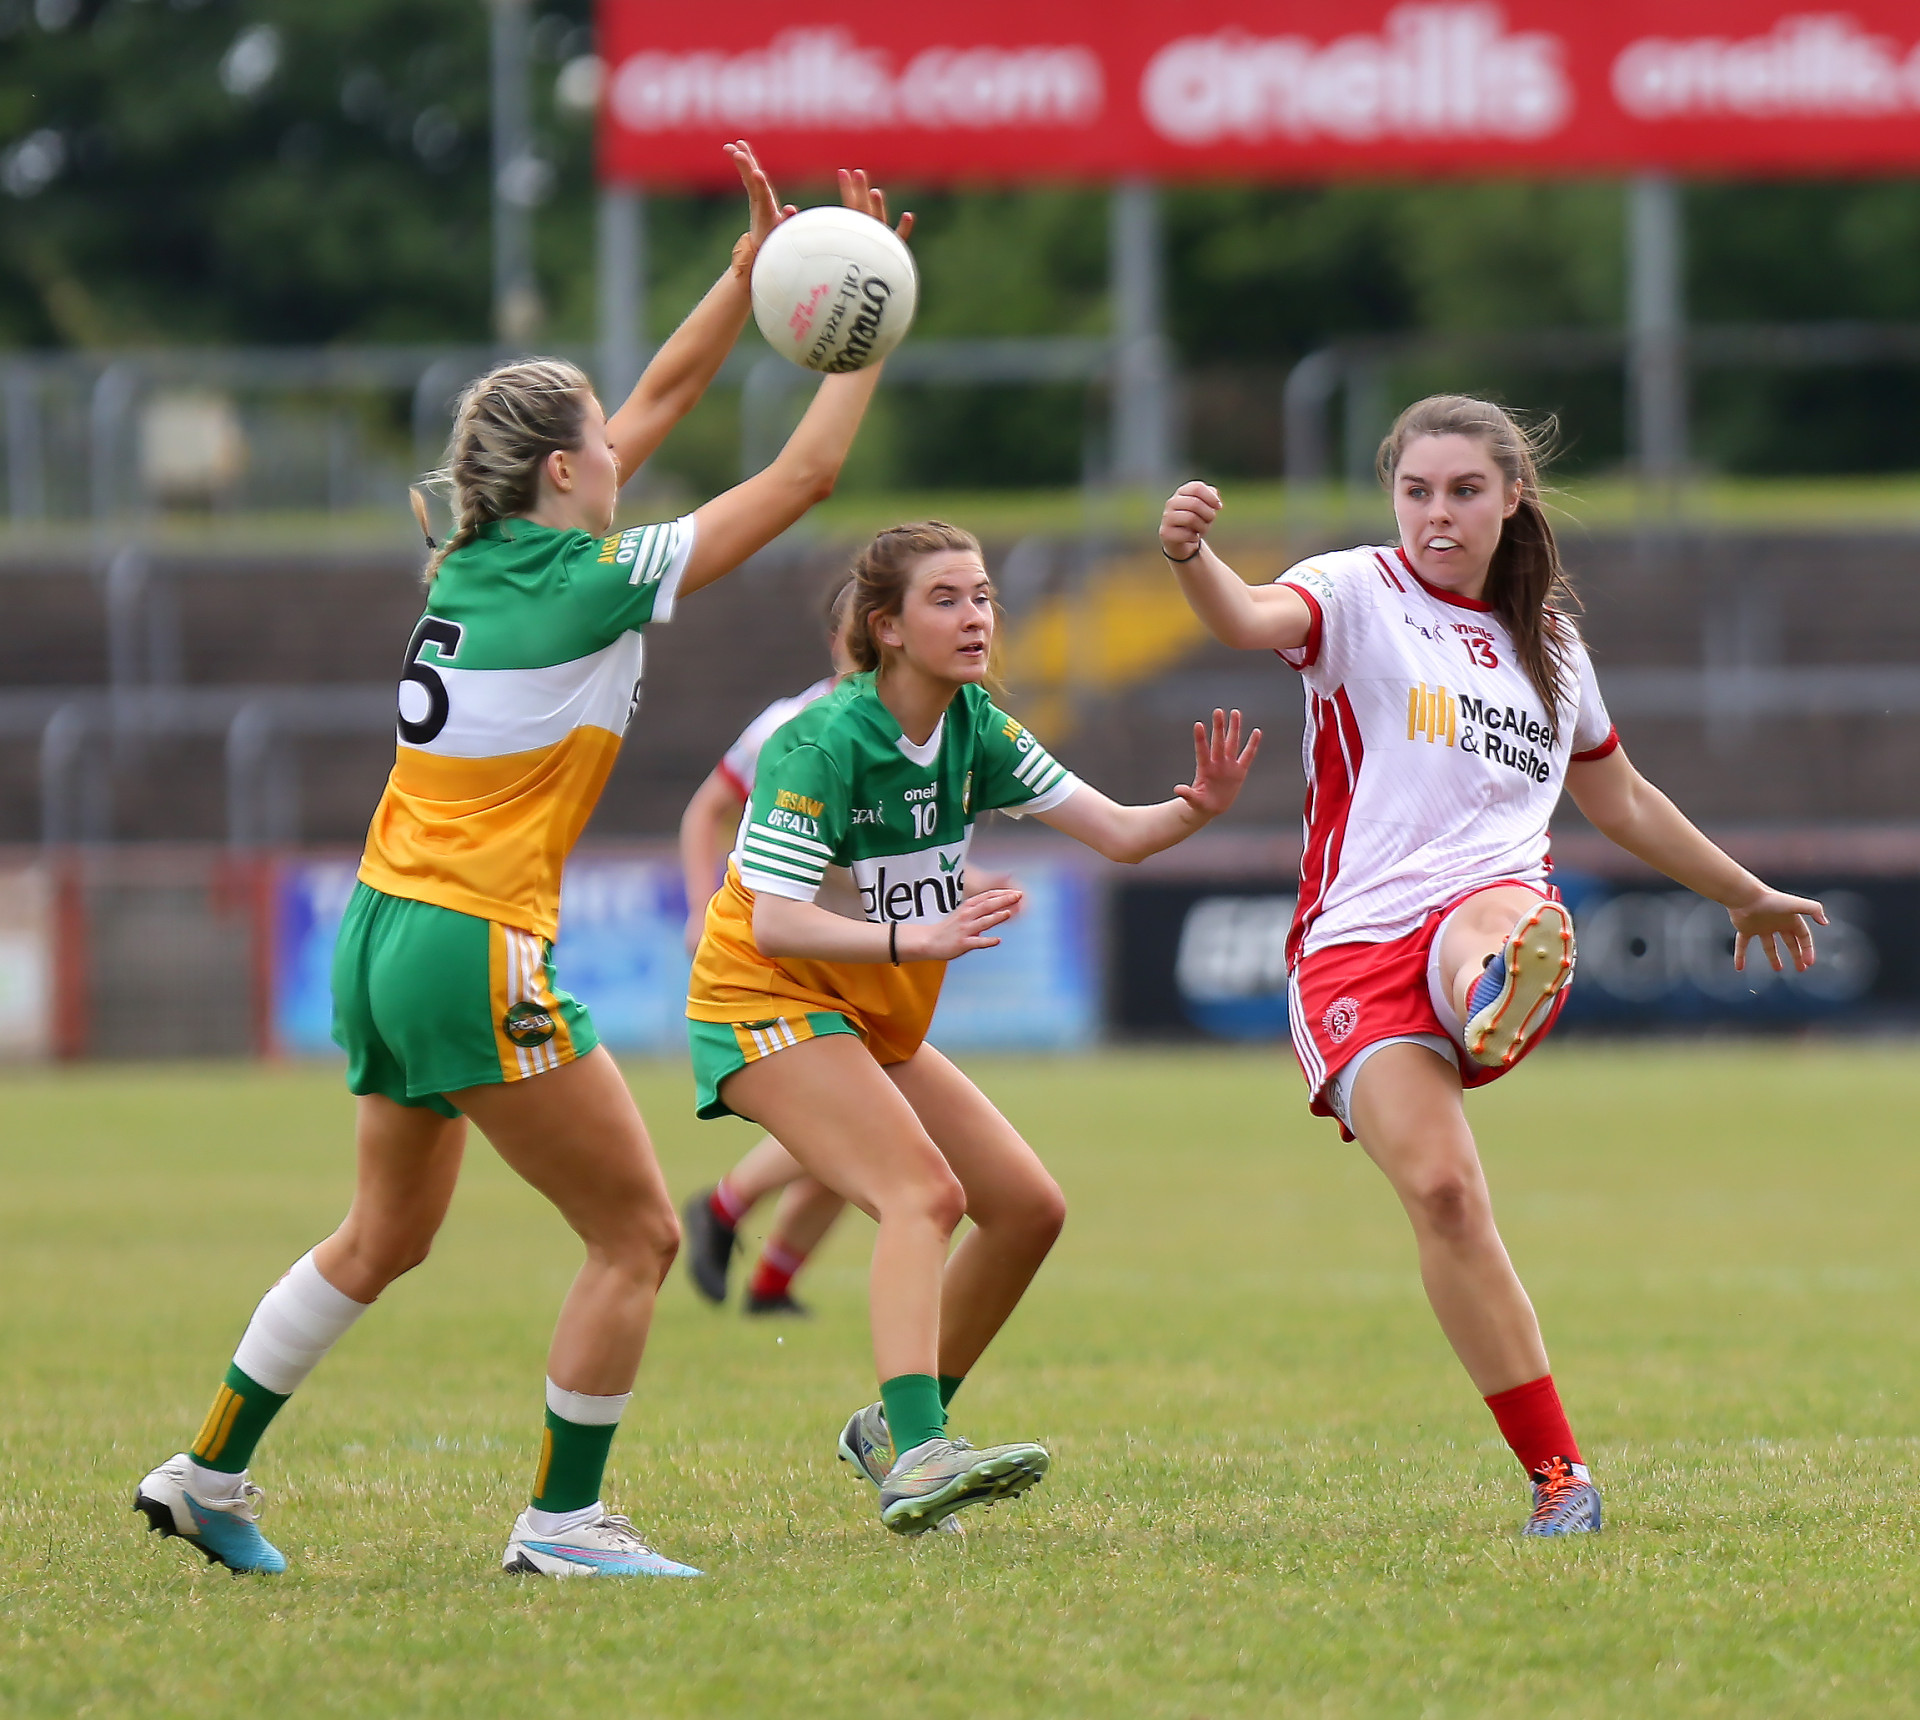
[687,520,1261,1536]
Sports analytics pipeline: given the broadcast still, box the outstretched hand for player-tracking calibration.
[1174,709,1261,819]
[725,139,796,274]
[1729,889,1827,973]
[1161,480,1222,562]
[907,887,1024,962]
[839,167,913,240]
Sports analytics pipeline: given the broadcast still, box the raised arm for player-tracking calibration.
[1037,709,1260,864]
[676,169,907,599]
[1566,745,1826,972]
[680,364,880,596]
[605,142,788,481]
[1160,482,1317,652]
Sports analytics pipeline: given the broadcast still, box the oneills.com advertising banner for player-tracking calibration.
[599,2,1920,185]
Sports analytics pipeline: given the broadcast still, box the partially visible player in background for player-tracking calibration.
[1160,394,1825,1538]
[133,148,906,1581]
[686,521,1260,1536]
[678,579,858,1316]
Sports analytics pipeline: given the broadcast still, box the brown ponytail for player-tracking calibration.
[841,521,985,672]
[1376,395,1579,737]
[417,357,596,583]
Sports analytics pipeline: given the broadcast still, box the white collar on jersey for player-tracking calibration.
[894,712,945,768]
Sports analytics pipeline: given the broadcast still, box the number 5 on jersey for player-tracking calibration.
[398,618,465,745]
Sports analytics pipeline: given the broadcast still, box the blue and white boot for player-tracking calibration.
[134,1452,289,1573]
[1464,900,1576,1069]
[502,1506,702,1577]
[1522,1456,1603,1536]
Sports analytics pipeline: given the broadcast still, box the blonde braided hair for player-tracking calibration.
[410,357,596,582]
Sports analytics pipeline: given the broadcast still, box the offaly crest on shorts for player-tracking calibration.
[503,1000,557,1047]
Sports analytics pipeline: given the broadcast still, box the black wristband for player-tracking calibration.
[889,921,900,965]
[1161,542,1201,564]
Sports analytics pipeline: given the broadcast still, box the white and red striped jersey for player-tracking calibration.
[1276,544,1616,965]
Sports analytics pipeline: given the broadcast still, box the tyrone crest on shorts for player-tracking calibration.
[1323,996,1361,1043]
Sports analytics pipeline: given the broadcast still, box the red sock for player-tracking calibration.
[749,1238,807,1301]
[710,1178,751,1229]
[1483,1374,1581,1477]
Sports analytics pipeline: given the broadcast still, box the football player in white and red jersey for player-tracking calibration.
[1160,393,1825,1537]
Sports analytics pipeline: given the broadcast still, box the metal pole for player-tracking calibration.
[89,362,137,529]
[5,363,44,522]
[597,185,647,410]
[1109,180,1173,489]
[1628,173,1687,497]
[490,0,541,345]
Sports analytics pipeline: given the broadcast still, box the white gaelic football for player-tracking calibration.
[750,206,918,373]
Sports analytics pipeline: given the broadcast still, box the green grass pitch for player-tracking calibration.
[4,1044,1920,1717]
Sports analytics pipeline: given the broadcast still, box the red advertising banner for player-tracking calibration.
[597,2,1920,186]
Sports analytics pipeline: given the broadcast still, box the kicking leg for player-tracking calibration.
[1439,885,1575,1070]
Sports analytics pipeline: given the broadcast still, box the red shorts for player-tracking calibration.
[1286,881,1566,1138]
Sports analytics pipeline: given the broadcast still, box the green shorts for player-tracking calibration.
[332,883,598,1117]
[687,1010,862,1121]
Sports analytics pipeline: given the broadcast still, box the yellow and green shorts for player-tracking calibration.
[687,1011,862,1120]
[332,883,597,1117]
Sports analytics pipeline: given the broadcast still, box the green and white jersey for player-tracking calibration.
[359,514,693,940]
[734,675,1079,920]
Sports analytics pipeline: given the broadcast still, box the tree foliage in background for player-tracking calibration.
[5,1,1920,478]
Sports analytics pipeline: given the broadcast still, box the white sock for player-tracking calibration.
[184,1459,247,1499]
[231,1249,370,1395]
[524,1500,606,1537]
[545,1380,630,1427]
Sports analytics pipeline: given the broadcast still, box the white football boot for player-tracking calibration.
[502,1507,702,1577]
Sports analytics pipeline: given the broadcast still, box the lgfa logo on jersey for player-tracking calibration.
[1408,683,1457,746]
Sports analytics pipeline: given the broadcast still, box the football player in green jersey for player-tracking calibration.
[136,147,911,1580]
[687,521,1261,1534]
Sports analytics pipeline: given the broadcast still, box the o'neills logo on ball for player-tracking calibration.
[804,263,893,372]
[1323,996,1361,1043]
[503,1001,556,1048]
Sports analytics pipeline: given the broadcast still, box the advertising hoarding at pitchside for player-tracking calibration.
[598,2,1920,185]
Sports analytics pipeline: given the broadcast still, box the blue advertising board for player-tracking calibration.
[274,853,1099,1059]
[1113,872,1907,1040]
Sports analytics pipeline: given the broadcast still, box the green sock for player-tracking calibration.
[190,1364,289,1475]
[532,1410,618,1514]
[938,1373,966,1411]
[880,1373,947,1456]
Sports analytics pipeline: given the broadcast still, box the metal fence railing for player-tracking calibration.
[0,339,1121,529]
